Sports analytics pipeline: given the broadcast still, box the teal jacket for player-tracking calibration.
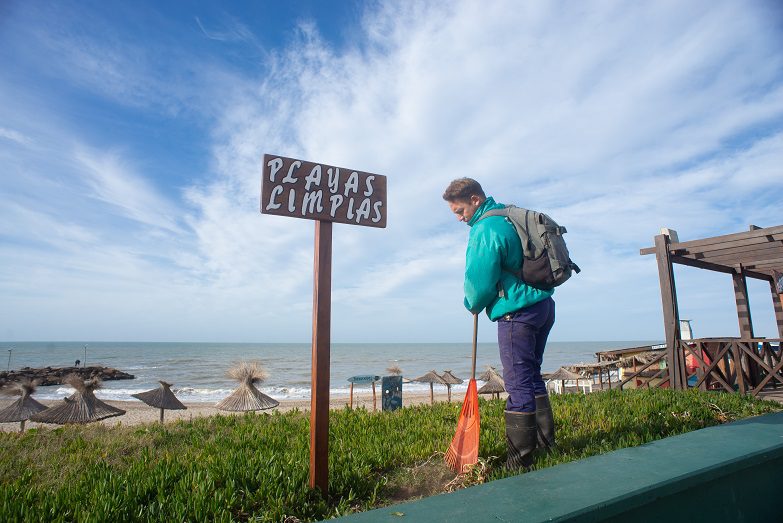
[464,197,554,320]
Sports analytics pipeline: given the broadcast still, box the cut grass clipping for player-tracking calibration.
[1,388,780,522]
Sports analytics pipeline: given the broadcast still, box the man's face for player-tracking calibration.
[448,195,483,224]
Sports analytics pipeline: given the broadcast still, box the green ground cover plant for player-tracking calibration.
[0,388,779,522]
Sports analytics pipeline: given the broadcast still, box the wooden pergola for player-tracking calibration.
[639,225,783,395]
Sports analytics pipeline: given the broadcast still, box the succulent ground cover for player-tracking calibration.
[0,388,779,522]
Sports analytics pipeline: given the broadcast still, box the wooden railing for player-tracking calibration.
[681,338,783,397]
[618,351,668,391]
[616,338,783,396]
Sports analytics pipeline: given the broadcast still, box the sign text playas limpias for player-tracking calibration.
[261,154,387,228]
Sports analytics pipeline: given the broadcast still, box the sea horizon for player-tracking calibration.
[2,340,661,403]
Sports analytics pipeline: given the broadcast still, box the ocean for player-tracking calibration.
[2,341,659,403]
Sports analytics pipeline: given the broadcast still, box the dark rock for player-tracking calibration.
[0,366,135,389]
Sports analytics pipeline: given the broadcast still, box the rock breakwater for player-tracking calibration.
[0,366,135,388]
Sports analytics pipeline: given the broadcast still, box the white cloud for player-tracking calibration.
[1,0,781,342]
[0,127,32,146]
[73,147,186,235]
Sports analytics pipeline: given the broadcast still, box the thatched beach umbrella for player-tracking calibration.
[0,379,47,432]
[547,367,587,394]
[132,381,187,423]
[439,370,463,402]
[478,372,506,399]
[216,361,279,412]
[30,375,125,424]
[478,366,501,382]
[386,365,403,376]
[412,370,446,405]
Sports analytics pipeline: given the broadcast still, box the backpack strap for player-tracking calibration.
[474,206,524,296]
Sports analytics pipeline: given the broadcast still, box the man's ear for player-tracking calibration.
[471,195,482,205]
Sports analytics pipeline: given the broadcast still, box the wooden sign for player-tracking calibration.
[259,153,386,497]
[347,375,381,384]
[261,154,387,228]
[347,375,381,411]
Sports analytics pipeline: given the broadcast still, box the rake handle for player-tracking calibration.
[471,313,478,380]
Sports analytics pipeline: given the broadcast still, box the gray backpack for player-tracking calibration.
[479,205,580,290]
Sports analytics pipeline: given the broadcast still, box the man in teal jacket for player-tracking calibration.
[443,177,556,470]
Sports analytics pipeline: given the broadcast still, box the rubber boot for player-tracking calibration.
[505,411,537,471]
[535,394,556,449]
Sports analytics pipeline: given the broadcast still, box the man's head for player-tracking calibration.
[442,178,486,224]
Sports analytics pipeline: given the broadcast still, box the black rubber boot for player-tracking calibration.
[535,394,556,449]
[505,410,537,471]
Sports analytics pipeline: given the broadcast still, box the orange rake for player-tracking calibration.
[445,313,480,473]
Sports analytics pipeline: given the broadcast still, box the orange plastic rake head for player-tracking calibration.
[444,377,480,473]
[445,313,481,473]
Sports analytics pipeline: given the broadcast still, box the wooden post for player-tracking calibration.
[261,155,387,496]
[349,382,353,409]
[372,382,377,412]
[310,220,332,495]
[654,234,685,389]
[732,268,755,338]
[732,267,758,387]
[770,278,783,339]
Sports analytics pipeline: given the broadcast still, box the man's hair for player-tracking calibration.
[442,178,486,202]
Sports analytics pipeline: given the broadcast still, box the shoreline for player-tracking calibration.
[0,390,498,432]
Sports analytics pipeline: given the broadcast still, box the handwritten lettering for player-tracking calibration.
[305,165,322,191]
[282,160,301,184]
[364,176,375,196]
[303,190,324,215]
[267,157,283,183]
[266,185,283,210]
[329,194,344,218]
[344,171,359,197]
[262,154,386,228]
[328,168,339,194]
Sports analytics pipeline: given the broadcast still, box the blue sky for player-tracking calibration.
[1,0,781,343]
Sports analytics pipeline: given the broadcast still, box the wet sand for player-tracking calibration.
[0,390,498,432]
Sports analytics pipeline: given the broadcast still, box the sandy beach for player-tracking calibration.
[0,390,498,432]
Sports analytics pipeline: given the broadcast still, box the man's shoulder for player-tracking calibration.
[470,213,516,242]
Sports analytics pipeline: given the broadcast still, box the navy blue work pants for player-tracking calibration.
[497,297,555,413]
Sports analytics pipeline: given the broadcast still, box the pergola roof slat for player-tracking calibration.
[640,226,783,256]
[682,240,783,260]
[744,258,783,270]
[642,224,782,280]
[696,248,783,265]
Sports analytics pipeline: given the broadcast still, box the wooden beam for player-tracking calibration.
[677,235,783,255]
[697,248,783,266]
[668,255,771,281]
[641,233,783,257]
[310,220,332,495]
[689,241,783,260]
[669,255,735,275]
[665,226,783,251]
[771,279,783,339]
[654,234,685,390]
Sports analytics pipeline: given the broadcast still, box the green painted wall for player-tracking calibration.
[333,412,783,522]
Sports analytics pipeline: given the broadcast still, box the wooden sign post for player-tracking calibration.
[260,154,387,495]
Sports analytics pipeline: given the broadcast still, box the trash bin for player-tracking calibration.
[382,375,402,411]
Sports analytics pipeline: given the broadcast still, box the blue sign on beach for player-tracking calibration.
[347,375,380,384]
